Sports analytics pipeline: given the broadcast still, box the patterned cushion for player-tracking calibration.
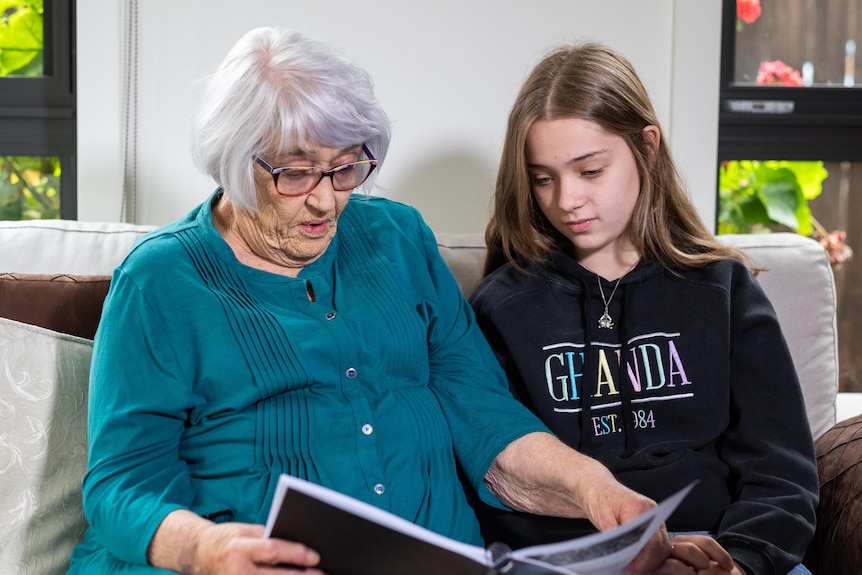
[804,413,862,574]
[0,317,91,575]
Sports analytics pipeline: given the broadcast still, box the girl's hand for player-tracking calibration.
[649,534,747,575]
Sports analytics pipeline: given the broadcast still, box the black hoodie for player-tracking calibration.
[469,251,818,575]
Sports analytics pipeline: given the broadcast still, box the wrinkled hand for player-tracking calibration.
[649,534,742,575]
[147,510,325,575]
[578,481,670,575]
[189,522,324,575]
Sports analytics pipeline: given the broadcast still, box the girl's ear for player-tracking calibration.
[642,125,660,164]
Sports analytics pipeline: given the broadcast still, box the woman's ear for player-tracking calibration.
[642,125,660,164]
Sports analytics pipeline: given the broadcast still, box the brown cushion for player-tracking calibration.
[804,413,862,575]
[0,273,112,340]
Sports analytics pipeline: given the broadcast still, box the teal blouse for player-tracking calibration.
[69,192,547,573]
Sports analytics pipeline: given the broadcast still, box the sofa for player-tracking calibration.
[0,219,860,574]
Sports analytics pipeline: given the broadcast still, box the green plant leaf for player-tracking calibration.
[785,161,829,200]
[0,0,43,76]
[736,194,772,228]
[794,198,814,236]
[758,180,800,230]
[717,159,829,237]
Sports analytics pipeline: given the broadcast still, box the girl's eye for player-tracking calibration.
[530,175,553,186]
[583,168,604,178]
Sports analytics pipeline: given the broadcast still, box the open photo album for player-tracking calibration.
[264,474,694,575]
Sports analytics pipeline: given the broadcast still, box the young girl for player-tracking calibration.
[470,42,818,575]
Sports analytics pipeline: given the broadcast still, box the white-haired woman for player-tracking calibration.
[69,28,671,574]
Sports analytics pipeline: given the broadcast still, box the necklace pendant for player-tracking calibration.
[598,311,614,329]
[589,259,639,331]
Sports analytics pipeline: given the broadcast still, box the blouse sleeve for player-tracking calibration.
[412,215,549,507]
[83,267,195,565]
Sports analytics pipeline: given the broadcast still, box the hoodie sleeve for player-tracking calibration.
[716,263,819,575]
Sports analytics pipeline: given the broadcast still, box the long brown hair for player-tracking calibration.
[484,42,745,276]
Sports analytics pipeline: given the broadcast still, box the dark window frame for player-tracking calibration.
[718,0,862,163]
[0,0,77,219]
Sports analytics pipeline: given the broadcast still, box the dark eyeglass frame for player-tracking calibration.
[252,144,378,197]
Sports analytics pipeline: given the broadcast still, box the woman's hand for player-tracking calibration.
[649,534,745,575]
[147,509,325,574]
[582,481,670,575]
[488,432,671,574]
[190,522,324,574]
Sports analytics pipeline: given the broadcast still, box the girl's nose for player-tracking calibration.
[557,177,586,211]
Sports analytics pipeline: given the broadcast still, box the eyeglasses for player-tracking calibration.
[253,144,378,197]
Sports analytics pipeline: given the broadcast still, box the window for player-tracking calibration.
[718,0,862,393]
[718,0,862,161]
[0,0,75,220]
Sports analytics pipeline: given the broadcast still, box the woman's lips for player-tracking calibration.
[300,220,331,236]
[568,218,594,233]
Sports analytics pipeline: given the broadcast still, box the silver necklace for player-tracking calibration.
[593,260,639,329]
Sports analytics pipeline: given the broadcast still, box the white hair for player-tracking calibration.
[189,27,391,211]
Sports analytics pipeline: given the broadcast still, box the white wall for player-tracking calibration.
[77,0,721,233]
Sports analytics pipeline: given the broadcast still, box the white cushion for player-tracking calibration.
[0,220,156,275]
[0,318,92,575]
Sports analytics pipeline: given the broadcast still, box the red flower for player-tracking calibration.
[737,0,762,24]
[756,60,804,86]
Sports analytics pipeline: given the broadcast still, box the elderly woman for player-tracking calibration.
[68,28,667,574]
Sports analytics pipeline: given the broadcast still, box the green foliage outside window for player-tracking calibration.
[1,2,56,220]
[718,160,853,268]
[0,156,61,220]
[718,160,829,236]
[0,0,44,77]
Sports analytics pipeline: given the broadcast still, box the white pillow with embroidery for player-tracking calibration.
[0,317,91,575]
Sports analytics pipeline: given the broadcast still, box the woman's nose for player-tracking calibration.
[306,175,338,211]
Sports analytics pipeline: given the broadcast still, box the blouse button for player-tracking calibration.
[361,423,374,436]
[325,311,337,320]
[373,483,386,495]
[346,367,357,379]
